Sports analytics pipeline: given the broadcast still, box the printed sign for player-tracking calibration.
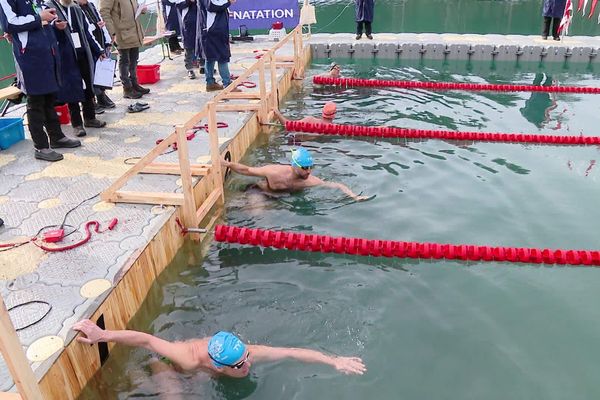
[228,0,300,30]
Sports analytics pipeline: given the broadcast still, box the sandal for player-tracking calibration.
[127,103,150,113]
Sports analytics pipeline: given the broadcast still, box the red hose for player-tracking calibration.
[214,225,600,266]
[32,219,117,252]
[284,120,600,146]
[313,76,600,94]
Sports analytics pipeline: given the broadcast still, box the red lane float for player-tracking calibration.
[214,225,600,266]
[285,121,600,146]
[313,76,600,94]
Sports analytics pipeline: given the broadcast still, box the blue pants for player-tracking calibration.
[205,60,231,87]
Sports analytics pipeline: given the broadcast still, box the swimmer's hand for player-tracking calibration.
[72,319,105,344]
[354,195,370,202]
[333,356,367,375]
[221,157,231,168]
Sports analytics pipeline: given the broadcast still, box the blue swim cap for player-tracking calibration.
[291,147,314,168]
[208,331,246,368]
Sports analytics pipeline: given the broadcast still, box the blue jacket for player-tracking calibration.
[542,0,567,18]
[0,0,60,95]
[45,0,102,103]
[177,0,203,55]
[162,0,181,34]
[355,0,374,22]
[201,0,230,62]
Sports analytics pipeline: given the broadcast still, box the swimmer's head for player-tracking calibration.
[322,101,337,120]
[291,147,314,179]
[329,62,341,78]
[208,331,249,376]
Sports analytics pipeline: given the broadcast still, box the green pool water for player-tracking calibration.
[80,59,600,399]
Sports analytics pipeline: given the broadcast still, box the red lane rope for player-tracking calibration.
[285,121,600,146]
[313,76,600,94]
[214,225,600,266]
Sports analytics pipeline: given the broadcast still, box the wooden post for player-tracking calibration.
[207,102,225,202]
[297,27,305,77]
[293,29,299,76]
[258,59,267,123]
[270,53,278,111]
[175,126,199,236]
[0,296,43,400]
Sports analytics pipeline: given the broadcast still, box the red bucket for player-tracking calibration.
[54,104,70,125]
[137,64,160,84]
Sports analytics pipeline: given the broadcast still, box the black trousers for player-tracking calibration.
[357,21,372,35]
[26,93,65,150]
[118,47,140,87]
[68,53,95,127]
[168,34,182,51]
[543,17,561,39]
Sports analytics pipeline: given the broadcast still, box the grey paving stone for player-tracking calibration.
[0,174,24,195]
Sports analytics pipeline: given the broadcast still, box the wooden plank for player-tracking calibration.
[258,59,267,123]
[101,132,177,201]
[208,101,225,203]
[216,103,260,112]
[195,187,222,222]
[108,191,185,205]
[0,86,21,101]
[175,126,199,233]
[223,92,261,100]
[141,163,209,176]
[0,297,44,400]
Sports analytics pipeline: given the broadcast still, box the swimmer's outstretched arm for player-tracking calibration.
[72,319,200,370]
[318,180,369,202]
[221,158,272,178]
[248,345,366,375]
[272,108,289,124]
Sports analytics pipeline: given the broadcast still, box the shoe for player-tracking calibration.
[94,105,105,114]
[97,92,116,109]
[187,70,197,80]
[73,125,87,137]
[35,148,64,161]
[553,36,560,41]
[356,34,362,40]
[366,34,373,40]
[132,82,150,95]
[199,67,206,75]
[84,119,106,128]
[542,35,548,40]
[171,48,183,55]
[50,136,81,148]
[127,103,150,113]
[123,86,143,99]
[206,83,224,92]
[0,218,4,227]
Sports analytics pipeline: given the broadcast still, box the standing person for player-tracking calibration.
[73,319,366,377]
[100,0,149,99]
[542,0,567,40]
[78,0,116,109]
[0,0,81,161]
[200,0,237,92]
[355,0,374,40]
[178,0,205,80]
[47,0,106,137]
[162,0,183,54]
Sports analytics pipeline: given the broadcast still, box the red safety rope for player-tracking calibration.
[0,73,16,83]
[313,76,600,94]
[285,121,600,146]
[214,225,600,266]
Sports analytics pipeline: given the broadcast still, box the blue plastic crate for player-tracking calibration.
[0,117,25,150]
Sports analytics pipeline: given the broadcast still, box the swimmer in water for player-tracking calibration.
[221,147,369,201]
[72,319,366,378]
[273,102,337,125]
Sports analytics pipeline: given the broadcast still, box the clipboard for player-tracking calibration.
[93,57,117,89]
